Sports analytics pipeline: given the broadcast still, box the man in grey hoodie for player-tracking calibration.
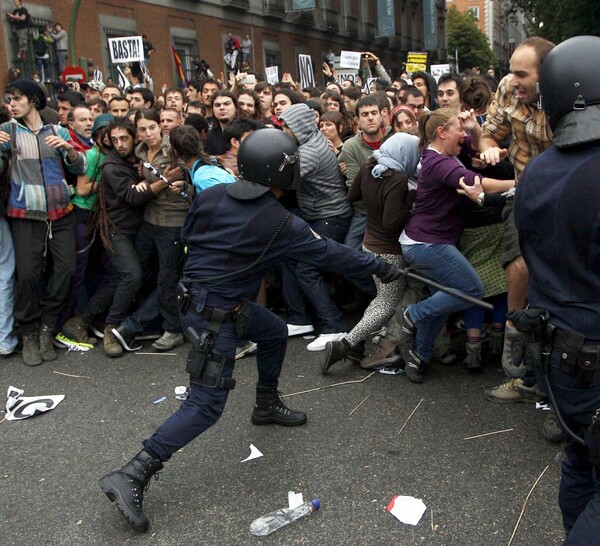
[278,103,355,352]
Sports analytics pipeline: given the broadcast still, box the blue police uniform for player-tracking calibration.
[515,143,600,544]
[143,183,383,461]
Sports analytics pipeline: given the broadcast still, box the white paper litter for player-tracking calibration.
[5,386,65,421]
[536,402,551,411]
[288,491,304,509]
[241,444,263,463]
[387,495,427,526]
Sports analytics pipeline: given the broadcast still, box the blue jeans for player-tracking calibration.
[402,243,484,363]
[343,211,367,250]
[463,293,508,330]
[547,348,600,544]
[0,217,17,354]
[292,215,350,333]
[144,296,287,461]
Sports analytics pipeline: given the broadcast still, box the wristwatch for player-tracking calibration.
[477,192,485,207]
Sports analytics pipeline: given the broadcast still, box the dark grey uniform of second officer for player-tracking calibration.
[98,128,402,532]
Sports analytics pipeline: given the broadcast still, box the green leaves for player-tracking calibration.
[447,7,495,71]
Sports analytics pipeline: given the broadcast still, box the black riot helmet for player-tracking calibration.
[227,128,300,200]
[540,35,600,148]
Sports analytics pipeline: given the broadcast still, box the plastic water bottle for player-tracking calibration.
[249,498,321,536]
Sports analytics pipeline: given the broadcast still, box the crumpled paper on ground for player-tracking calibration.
[387,495,427,525]
[5,386,65,421]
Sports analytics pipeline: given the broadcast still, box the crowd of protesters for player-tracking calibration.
[0,38,562,445]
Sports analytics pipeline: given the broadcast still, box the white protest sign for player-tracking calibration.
[265,66,279,85]
[430,64,451,82]
[298,54,315,89]
[108,36,144,64]
[339,50,361,70]
[363,77,377,94]
[337,72,358,85]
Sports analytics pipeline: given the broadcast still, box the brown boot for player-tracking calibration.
[39,323,57,362]
[22,331,42,367]
[62,316,97,345]
[103,325,123,358]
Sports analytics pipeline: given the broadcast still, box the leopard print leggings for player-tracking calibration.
[346,248,405,347]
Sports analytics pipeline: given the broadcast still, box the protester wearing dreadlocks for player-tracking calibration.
[63,119,166,357]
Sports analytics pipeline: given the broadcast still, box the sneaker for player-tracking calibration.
[485,378,541,404]
[400,308,416,348]
[112,325,143,352]
[152,331,184,352]
[360,337,403,370]
[405,349,427,383]
[54,332,94,352]
[287,324,315,337]
[543,408,564,443]
[39,323,57,362]
[235,341,258,360]
[306,332,347,352]
[22,331,42,367]
[103,325,123,358]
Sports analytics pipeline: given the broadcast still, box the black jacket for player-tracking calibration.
[101,149,155,236]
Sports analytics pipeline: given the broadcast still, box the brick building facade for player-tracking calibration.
[1,0,448,90]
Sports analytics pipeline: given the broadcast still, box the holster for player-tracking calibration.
[551,327,600,388]
[184,326,236,390]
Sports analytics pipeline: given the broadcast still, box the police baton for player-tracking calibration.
[142,161,190,199]
[399,266,494,312]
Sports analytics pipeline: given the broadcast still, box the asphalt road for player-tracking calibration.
[1,335,565,545]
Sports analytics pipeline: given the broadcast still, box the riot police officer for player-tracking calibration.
[98,128,401,532]
[514,36,600,544]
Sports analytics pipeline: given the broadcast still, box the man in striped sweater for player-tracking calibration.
[0,80,86,366]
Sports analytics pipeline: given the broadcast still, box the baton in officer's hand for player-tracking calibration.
[142,161,189,199]
[375,259,493,311]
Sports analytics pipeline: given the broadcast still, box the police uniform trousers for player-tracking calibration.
[548,350,600,545]
[143,297,287,462]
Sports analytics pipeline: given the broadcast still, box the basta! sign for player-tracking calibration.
[108,36,144,64]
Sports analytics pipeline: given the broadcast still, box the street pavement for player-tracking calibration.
[1,335,565,545]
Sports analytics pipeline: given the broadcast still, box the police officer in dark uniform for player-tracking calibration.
[514,36,600,544]
[98,128,401,532]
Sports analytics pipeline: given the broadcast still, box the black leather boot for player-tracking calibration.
[99,450,163,532]
[251,386,307,426]
[405,349,427,384]
[322,340,349,375]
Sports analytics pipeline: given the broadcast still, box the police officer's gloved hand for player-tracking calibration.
[375,260,402,283]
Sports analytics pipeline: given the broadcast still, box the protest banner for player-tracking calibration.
[108,36,144,64]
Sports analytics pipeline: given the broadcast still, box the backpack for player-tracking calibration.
[34,35,47,57]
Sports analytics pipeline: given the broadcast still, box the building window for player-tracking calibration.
[468,7,480,20]
[10,17,58,82]
[172,37,199,84]
[265,49,281,72]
